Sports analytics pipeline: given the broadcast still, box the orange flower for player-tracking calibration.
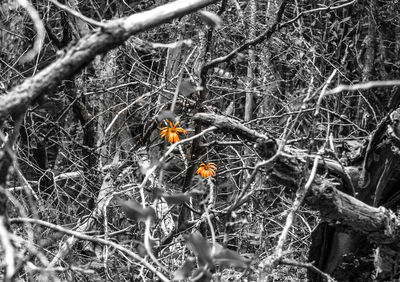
[196,162,217,178]
[160,119,187,143]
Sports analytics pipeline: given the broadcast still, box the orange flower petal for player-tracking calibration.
[208,165,217,171]
[159,119,186,143]
[173,133,180,143]
[197,162,217,178]
[176,128,187,134]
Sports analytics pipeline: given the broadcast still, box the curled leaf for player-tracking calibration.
[213,243,249,268]
[163,193,191,205]
[198,11,223,29]
[185,232,213,266]
[117,198,156,222]
[153,189,190,204]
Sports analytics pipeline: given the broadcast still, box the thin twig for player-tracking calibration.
[258,153,321,277]
[48,0,107,28]
[201,0,288,74]
[105,90,156,134]
[25,261,95,274]
[325,80,400,95]
[276,154,320,255]
[314,69,338,116]
[10,217,170,282]
[281,0,357,27]
[281,258,337,282]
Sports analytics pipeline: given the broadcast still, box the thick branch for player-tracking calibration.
[194,112,274,142]
[308,179,400,245]
[10,217,169,281]
[0,0,218,121]
[194,112,400,246]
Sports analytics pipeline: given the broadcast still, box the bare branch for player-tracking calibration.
[201,0,288,75]
[193,112,275,143]
[307,179,400,243]
[48,0,106,28]
[0,0,219,121]
[281,0,357,27]
[16,0,45,63]
[325,80,400,96]
[10,217,170,282]
[281,259,337,282]
[258,154,321,277]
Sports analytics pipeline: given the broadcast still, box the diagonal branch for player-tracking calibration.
[0,0,219,122]
[200,0,288,75]
[10,217,170,282]
[193,112,275,143]
[194,112,400,247]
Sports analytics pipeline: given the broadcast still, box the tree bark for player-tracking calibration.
[0,0,219,122]
[193,109,400,280]
[0,0,220,241]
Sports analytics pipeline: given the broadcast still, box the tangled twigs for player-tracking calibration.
[0,0,220,122]
[10,217,170,282]
[258,153,321,279]
[281,259,336,282]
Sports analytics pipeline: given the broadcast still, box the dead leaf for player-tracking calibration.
[213,243,249,268]
[185,232,213,266]
[117,198,156,222]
